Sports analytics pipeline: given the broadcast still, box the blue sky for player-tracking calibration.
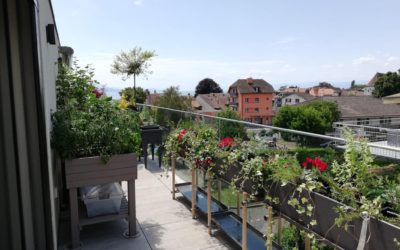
[53,0,400,97]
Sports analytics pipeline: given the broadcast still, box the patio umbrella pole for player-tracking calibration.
[242,192,248,250]
[207,172,212,235]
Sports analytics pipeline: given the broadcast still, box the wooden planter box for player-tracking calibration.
[65,153,138,249]
[268,182,400,250]
[65,153,137,188]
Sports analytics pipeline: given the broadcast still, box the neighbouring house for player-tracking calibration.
[282,93,315,106]
[363,72,383,96]
[305,96,400,123]
[145,90,161,106]
[340,89,366,96]
[308,82,340,97]
[281,86,307,94]
[228,78,275,124]
[192,93,229,116]
[383,93,400,105]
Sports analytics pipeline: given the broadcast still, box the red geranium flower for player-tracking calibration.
[302,157,328,172]
[218,137,234,149]
[177,129,186,143]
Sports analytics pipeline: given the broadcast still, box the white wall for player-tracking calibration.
[36,0,60,247]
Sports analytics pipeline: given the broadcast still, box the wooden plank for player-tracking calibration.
[66,172,136,189]
[128,179,137,236]
[65,154,137,174]
[67,167,137,183]
[242,192,247,250]
[69,188,80,249]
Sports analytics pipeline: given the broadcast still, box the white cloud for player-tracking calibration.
[352,55,376,65]
[74,51,400,93]
[387,56,400,63]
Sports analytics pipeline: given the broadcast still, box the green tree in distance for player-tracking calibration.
[372,71,400,97]
[119,87,148,104]
[273,101,340,142]
[216,108,246,139]
[351,80,355,89]
[155,86,189,126]
[195,78,223,97]
[111,47,156,101]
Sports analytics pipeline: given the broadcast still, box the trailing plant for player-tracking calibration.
[188,126,220,174]
[329,128,388,228]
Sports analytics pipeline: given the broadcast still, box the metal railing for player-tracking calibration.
[138,103,400,159]
[334,118,400,159]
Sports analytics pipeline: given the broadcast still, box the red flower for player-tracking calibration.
[218,137,234,149]
[177,129,186,143]
[302,157,328,172]
[92,88,104,98]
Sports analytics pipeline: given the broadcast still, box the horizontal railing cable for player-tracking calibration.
[137,103,400,153]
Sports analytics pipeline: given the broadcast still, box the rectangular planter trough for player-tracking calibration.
[214,161,400,250]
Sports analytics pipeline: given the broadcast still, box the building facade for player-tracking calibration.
[282,93,315,106]
[192,93,229,116]
[228,78,275,124]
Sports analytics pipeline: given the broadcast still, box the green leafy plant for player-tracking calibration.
[52,62,141,162]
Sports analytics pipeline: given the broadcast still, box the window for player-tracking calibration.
[295,99,300,103]
[245,108,249,113]
[245,98,249,103]
[286,98,291,103]
[254,87,260,92]
[255,98,259,103]
[255,108,259,112]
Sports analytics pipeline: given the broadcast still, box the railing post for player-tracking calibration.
[356,211,370,250]
[267,206,273,250]
[172,156,176,200]
[236,191,240,215]
[242,192,247,250]
[217,180,221,202]
[207,172,212,235]
[304,233,311,250]
[277,213,282,244]
[191,167,196,219]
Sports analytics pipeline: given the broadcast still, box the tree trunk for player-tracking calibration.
[133,74,136,101]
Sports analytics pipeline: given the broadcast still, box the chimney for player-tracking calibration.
[246,77,254,85]
[154,90,156,94]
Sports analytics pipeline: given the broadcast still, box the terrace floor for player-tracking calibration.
[59,156,234,250]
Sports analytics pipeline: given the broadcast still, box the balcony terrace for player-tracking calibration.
[58,159,233,250]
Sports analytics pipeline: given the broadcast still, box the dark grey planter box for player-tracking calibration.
[214,160,400,249]
[268,182,400,250]
[140,125,164,168]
